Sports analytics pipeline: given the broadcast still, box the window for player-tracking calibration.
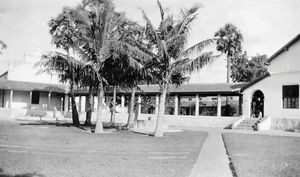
[283,85,299,109]
[31,91,40,104]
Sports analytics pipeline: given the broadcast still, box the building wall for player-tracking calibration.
[268,40,300,74]
[11,90,30,109]
[7,53,61,84]
[243,73,300,123]
[0,90,63,111]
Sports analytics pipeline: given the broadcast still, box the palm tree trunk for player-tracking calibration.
[226,55,231,106]
[84,86,93,126]
[70,82,80,126]
[110,85,117,125]
[67,49,80,126]
[127,88,135,128]
[154,85,167,137]
[94,81,104,133]
[227,56,230,83]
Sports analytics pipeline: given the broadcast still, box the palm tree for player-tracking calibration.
[141,1,216,137]
[214,23,243,83]
[70,0,152,133]
[37,52,83,126]
[48,7,81,126]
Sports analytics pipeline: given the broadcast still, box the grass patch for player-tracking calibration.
[223,133,300,177]
[0,120,207,177]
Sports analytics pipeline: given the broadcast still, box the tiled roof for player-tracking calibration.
[0,80,67,93]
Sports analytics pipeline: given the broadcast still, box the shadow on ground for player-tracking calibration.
[18,120,124,131]
[0,168,45,177]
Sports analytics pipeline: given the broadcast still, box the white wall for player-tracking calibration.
[243,69,300,120]
[7,53,61,84]
[268,40,300,74]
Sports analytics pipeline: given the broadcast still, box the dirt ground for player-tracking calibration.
[0,120,207,177]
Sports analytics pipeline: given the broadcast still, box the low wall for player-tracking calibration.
[271,117,300,131]
[0,108,239,128]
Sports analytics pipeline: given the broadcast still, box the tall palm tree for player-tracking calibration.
[141,1,216,137]
[48,7,81,126]
[70,0,152,133]
[214,23,243,83]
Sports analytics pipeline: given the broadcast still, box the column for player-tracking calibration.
[174,95,179,116]
[138,95,141,114]
[195,94,199,116]
[155,94,159,114]
[48,92,51,110]
[9,90,13,109]
[78,96,82,112]
[217,94,222,117]
[121,95,125,113]
[64,94,69,112]
[29,91,32,109]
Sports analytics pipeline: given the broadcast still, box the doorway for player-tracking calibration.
[251,90,264,118]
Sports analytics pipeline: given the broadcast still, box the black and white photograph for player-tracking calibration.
[0,0,299,176]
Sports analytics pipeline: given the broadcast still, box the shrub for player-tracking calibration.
[26,109,47,118]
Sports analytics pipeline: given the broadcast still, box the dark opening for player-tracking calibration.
[251,90,264,118]
[31,91,40,104]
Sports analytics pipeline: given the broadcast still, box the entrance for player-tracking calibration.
[251,90,264,118]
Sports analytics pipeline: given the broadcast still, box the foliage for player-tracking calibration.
[141,0,216,136]
[0,40,7,55]
[214,23,243,83]
[231,53,268,82]
[214,23,243,58]
[26,109,47,118]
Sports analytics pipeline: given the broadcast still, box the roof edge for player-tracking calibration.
[241,73,271,92]
[267,33,300,63]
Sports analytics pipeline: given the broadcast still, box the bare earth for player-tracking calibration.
[0,120,207,177]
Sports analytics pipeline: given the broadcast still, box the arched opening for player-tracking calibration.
[251,90,264,118]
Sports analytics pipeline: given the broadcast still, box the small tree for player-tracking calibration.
[231,53,268,82]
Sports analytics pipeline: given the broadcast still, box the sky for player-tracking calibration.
[0,0,299,82]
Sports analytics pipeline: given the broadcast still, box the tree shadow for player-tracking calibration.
[0,168,45,177]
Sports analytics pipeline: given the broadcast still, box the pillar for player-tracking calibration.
[9,90,13,109]
[78,96,82,112]
[174,95,178,116]
[138,95,141,114]
[195,94,199,116]
[29,91,32,109]
[217,94,222,117]
[121,95,125,113]
[64,94,69,112]
[48,92,51,110]
[155,94,159,114]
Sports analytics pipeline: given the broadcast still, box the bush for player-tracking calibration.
[26,109,47,118]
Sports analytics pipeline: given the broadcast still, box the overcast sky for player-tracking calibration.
[0,0,299,82]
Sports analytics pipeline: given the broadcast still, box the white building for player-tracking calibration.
[242,34,300,130]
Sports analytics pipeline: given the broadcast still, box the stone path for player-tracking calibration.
[189,129,232,177]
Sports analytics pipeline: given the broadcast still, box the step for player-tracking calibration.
[235,127,254,130]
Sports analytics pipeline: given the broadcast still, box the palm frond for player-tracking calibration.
[181,39,216,57]
[157,0,165,20]
[172,52,217,74]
